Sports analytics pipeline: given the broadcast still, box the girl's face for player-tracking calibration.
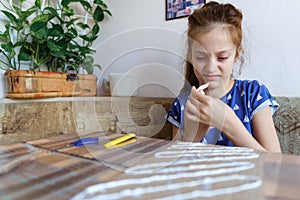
[191,26,237,96]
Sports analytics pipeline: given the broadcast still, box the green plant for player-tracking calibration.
[0,0,111,74]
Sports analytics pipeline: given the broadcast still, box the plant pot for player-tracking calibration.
[4,70,97,99]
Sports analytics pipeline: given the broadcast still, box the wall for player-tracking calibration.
[94,0,300,97]
[1,0,300,98]
[0,97,173,144]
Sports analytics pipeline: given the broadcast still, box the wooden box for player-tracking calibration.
[4,70,97,98]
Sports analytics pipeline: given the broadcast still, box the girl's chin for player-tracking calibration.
[207,80,234,94]
[206,81,223,90]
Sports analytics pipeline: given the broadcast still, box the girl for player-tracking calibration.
[166,1,281,152]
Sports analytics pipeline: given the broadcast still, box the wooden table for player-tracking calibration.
[0,131,299,200]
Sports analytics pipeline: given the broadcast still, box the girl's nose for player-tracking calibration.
[205,57,217,72]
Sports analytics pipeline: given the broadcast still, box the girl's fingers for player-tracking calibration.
[197,83,209,95]
[193,86,210,103]
[186,99,201,118]
[189,86,199,104]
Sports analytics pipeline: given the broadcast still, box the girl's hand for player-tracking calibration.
[188,86,229,131]
[183,85,211,142]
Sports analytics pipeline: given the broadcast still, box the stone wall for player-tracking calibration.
[0,96,299,155]
[0,100,76,144]
[0,97,173,144]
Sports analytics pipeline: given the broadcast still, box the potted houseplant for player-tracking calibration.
[0,0,111,98]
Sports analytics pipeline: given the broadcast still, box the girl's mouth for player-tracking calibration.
[205,75,220,81]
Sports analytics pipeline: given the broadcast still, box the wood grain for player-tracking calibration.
[5,70,97,98]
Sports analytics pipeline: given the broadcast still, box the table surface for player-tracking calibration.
[0,131,299,200]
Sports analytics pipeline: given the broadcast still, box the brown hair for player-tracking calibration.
[182,1,244,92]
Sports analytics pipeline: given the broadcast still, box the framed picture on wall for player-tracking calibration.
[166,0,206,21]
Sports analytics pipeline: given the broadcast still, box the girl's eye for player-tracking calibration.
[196,57,206,60]
[218,57,228,61]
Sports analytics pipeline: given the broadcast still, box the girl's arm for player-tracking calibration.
[172,125,182,140]
[218,104,281,152]
[171,122,209,142]
[251,106,281,152]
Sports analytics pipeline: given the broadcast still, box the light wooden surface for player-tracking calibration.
[0,131,299,200]
[5,70,97,98]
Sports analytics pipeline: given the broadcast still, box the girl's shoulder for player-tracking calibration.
[225,79,274,102]
[233,79,270,95]
[235,79,264,89]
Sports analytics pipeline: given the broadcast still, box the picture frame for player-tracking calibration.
[166,0,206,21]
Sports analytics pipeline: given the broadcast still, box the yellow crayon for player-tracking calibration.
[106,138,137,149]
[104,133,136,149]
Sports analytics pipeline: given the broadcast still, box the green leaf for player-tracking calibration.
[18,46,32,61]
[93,64,102,70]
[1,10,18,24]
[82,56,101,74]
[68,28,78,37]
[91,23,100,35]
[79,46,95,54]
[48,40,64,52]
[94,0,108,8]
[61,0,72,7]
[103,9,112,17]
[76,22,90,30]
[12,5,22,18]
[82,56,94,74]
[11,3,37,19]
[50,51,66,59]
[48,24,64,37]
[35,0,41,9]
[30,21,45,32]
[1,43,13,54]
[44,7,59,17]
[79,35,98,43]
[93,6,104,22]
[90,35,98,42]
[79,0,92,10]
[66,17,80,27]
[64,32,76,40]
[84,64,93,74]
[83,55,94,64]
[0,34,9,43]
[68,43,78,51]
[32,13,54,23]
[30,22,48,40]
[19,9,37,21]
[62,7,74,17]
[79,35,92,42]
[64,51,78,58]
[14,41,32,48]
